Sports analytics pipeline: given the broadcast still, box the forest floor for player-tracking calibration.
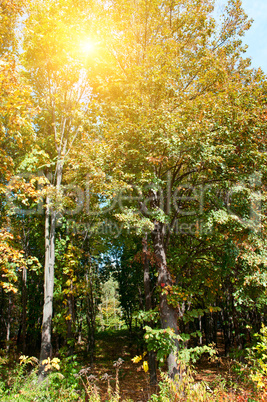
[78,329,252,402]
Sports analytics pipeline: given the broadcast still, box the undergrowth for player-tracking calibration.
[1,328,267,402]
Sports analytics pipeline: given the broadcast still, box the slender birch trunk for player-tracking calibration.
[39,198,56,378]
[21,265,27,353]
[39,161,63,379]
[6,293,12,353]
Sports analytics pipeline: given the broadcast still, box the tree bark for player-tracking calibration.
[21,265,27,354]
[151,222,179,379]
[20,224,30,354]
[67,280,75,356]
[86,266,96,364]
[39,197,56,380]
[6,293,12,353]
[39,159,63,380]
[143,235,157,386]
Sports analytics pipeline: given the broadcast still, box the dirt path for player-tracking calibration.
[86,330,151,401]
[79,329,256,401]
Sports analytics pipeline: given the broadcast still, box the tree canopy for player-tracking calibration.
[0,0,267,393]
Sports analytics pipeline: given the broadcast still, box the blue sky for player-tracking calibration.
[216,0,267,72]
[241,0,267,72]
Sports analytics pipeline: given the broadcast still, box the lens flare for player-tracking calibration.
[80,39,96,54]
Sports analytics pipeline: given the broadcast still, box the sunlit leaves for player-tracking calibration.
[19,355,39,366]
[41,357,60,371]
[0,59,34,181]
[0,229,26,293]
[0,0,24,55]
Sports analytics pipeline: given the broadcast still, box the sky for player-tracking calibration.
[241,0,267,72]
[216,0,267,73]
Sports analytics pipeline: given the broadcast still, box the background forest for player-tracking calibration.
[1,0,267,400]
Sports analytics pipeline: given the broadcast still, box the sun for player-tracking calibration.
[80,39,96,54]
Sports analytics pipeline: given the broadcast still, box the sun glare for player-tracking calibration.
[80,39,96,54]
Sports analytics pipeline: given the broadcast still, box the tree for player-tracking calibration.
[97,275,124,331]
[87,0,267,377]
[0,0,23,56]
[0,0,41,353]
[0,0,266,389]
[22,0,100,376]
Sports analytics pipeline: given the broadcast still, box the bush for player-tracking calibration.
[149,367,209,402]
[0,354,134,402]
[246,324,267,391]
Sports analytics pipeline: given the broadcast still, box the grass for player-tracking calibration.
[0,329,267,401]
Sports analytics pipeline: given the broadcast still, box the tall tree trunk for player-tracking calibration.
[39,161,63,380]
[67,280,75,356]
[20,225,29,354]
[39,197,56,379]
[143,235,157,386]
[151,222,179,379]
[198,315,203,345]
[6,293,12,353]
[86,266,96,364]
[21,265,27,354]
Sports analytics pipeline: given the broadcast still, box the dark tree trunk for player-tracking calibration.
[86,266,96,364]
[151,222,179,379]
[143,235,157,386]
[221,287,235,357]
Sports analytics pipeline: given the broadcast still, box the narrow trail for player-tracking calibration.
[80,329,237,401]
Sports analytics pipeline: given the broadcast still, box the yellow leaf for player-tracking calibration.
[131,355,142,363]
[143,361,149,373]
[19,355,29,365]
